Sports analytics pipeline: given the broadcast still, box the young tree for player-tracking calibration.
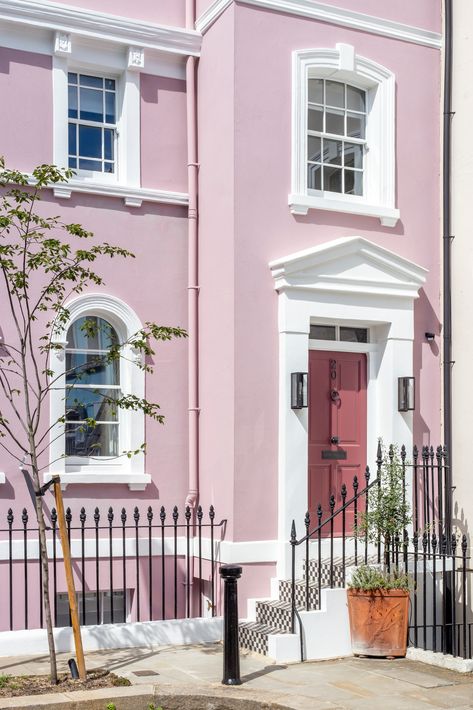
[0,161,186,683]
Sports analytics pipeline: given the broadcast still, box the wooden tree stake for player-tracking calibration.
[52,477,87,680]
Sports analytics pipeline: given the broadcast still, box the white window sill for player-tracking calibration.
[44,471,151,491]
[0,472,5,485]
[288,193,400,227]
[52,179,189,209]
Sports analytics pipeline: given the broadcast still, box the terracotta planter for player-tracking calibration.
[347,588,409,657]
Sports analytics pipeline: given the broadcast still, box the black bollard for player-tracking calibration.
[220,563,242,685]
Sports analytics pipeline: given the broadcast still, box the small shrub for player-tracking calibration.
[348,564,410,591]
[111,676,131,687]
[0,675,9,689]
[106,704,116,710]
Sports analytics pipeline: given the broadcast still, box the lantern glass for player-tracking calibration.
[291,372,308,409]
[398,376,415,412]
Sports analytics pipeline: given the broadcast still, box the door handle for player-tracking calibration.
[330,436,339,445]
[330,389,340,402]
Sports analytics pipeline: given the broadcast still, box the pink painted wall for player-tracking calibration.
[0,48,53,170]
[141,75,188,192]
[315,0,441,33]
[197,5,237,538]
[197,3,442,544]
[56,0,186,27]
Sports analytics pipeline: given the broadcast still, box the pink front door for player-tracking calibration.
[308,350,367,534]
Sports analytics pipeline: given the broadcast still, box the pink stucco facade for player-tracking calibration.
[0,0,441,629]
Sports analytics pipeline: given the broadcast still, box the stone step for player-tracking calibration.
[255,599,295,633]
[239,621,289,656]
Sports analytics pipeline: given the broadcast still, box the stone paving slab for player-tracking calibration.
[0,644,472,709]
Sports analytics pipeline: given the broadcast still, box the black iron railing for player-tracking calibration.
[1,504,226,632]
[290,442,472,661]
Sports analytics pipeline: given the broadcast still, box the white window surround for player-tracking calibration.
[53,51,141,197]
[269,236,427,578]
[47,293,151,491]
[290,44,400,228]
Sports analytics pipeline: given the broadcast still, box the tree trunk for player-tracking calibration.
[32,468,58,685]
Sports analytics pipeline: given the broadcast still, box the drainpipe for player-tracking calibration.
[185,0,199,509]
[442,0,453,535]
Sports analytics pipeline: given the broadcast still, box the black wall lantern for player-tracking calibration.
[291,372,308,409]
[398,376,415,412]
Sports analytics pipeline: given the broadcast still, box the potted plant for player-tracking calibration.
[347,444,411,657]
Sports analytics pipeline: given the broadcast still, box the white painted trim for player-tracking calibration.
[406,647,473,674]
[0,0,201,56]
[309,339,378,353]
[51,179,189,208]
[43,471,151,491]
[0,617,223,657]
[270,236,426,578]
[0,534,278,564]
[0,472,5,485]
[196,0,442,49]
[48,293,148,485]
[290,45,398,227]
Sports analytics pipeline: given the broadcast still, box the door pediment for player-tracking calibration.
[269,236,427,299]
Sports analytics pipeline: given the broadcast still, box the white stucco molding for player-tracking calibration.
[49,293,150,490]
[290,45,399,227]
[269,236,427,300]
[51,178,189,209]
[269,236,427,579]
[196,0,442,49]
[0,0,201,56]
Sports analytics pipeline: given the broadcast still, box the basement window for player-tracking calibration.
[55,590,127,626]
[310,324,369,343]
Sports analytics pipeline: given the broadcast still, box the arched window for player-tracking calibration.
[65,316,120,458]
[290,44,399,227]
[48,294,150,490]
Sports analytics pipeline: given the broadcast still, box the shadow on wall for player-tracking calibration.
[413,288,441,446]
[0,47,52,75]
[141,76,186,105]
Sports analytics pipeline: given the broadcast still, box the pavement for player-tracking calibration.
[0,644,473,709]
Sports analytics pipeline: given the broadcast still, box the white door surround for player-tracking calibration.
[269,236,427,578]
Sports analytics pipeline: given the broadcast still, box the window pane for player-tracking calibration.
[347,85,366,112]
[325,108,344,136]
[347,112,365,139]
[340,327,368,343]
[104,162,114,174]
[68,72,77,85]
[323,165,342,193]
[323,139,342,166]
[325,81,345,108]
[80,87,104,123]
[80,74,103,89]
[65,422,119,457]
[67,316,118,350]
[102,591,125,624]
[105,92,116,124]
[308,106,323,132]
[68,85,78,119]
[68,157,77,169]
[308,78,323,104]
[344,169,363,196]
[307,163,322,190]
[79,125,102,159]
[310,325,336,340]
[79,159,102,171]
[66,388,119,422]
[344,142,363,169]
[104,129,114,160]
[307,136,321,162]
[66,353,119,386]
[68,123,77,156]
[105,78,116,91]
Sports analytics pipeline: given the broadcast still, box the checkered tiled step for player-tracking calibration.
[239,621,289,655]
[255,599,296,633]
[278,578,320,609]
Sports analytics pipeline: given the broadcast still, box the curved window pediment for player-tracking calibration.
[289,44,400,227]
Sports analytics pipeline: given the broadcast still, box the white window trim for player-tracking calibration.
[53,50,141,194]
[289,44,400,228]
[47,293,151,491]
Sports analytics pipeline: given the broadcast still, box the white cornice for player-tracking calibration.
[196,0,442,49]
[0,0,201,56]
[50,180,189,209]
